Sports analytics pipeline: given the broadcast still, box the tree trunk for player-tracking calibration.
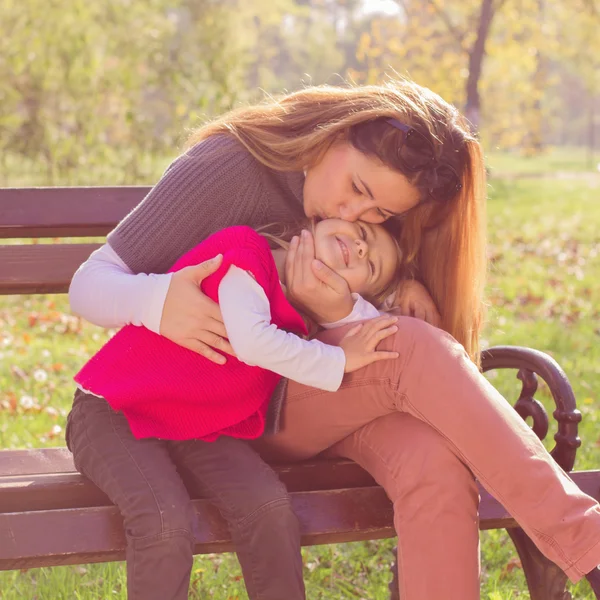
[464,0,496,132]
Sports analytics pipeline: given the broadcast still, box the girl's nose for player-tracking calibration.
[354,238,368,258]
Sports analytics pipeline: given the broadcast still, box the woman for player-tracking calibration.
[68,79,600,599]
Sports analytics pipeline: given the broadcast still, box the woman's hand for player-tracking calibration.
[339,316,399,372]
[160,255,235,364]
[285,229,354,323]
[389,280,441,327]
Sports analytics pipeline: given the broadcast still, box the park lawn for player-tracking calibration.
[0,172,598,598]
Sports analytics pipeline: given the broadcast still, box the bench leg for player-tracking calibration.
[389,546,400,600]
[508,528,572,600]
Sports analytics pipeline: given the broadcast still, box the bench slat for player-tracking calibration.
[0,464,380,512]
[0,187,149,238]
[0,448,77,476]
[0,488,395,570]
[2,448,598,518]
[0,449,376,491]
[3,470,599,571]
[0,448,76,477]
[0,244,101,295]
[0,469,519,526]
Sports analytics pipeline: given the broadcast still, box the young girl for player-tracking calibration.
[74,217,402,443]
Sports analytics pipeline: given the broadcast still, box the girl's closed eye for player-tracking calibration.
[358,223,375,276]
[352,181,361,195]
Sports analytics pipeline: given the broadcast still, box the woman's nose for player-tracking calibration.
[339,198,371,221]
[354,238,368,258]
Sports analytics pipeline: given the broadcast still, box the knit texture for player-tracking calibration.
[75,226,308,441]
[106,134,306,434]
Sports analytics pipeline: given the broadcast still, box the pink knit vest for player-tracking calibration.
[74,226,308,441]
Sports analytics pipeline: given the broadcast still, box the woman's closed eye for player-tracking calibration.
[353,180,389,222]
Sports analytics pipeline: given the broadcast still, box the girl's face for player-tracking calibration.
[303,141,421,224]
[313,218,399,300]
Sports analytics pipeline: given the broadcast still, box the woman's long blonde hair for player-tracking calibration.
[187,79,487,363]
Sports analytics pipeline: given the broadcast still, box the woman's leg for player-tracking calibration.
[324,413,481,600]
[259,316,600,584]
[66,392,196,600]
[168,436,305,600]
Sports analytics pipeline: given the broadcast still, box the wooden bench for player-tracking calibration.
[1,186,599,600]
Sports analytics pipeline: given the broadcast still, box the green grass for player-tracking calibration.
[486,146,600,176]
[1,165,599,598]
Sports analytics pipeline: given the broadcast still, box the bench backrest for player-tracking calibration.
[0,187,150,295]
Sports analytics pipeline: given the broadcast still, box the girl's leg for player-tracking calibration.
[66,392,195,600]
[259,316,600,584]
[324,413,481,600]
[168,436,305,600]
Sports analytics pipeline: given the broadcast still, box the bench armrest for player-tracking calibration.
[480,345,581,472]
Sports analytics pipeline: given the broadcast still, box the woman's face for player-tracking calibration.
[303,141,421,224]
[313,218,399,299]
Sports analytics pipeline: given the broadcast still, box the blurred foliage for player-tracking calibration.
[1,0,599,183]
[353,0,600,151]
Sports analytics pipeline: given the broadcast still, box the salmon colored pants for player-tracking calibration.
[255,316,600,600]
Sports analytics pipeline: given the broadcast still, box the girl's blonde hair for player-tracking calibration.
[188,79,487,363]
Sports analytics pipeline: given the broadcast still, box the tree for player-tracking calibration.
[391,0,508,132]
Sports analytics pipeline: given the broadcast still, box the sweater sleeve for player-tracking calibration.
[68,242,172,331]
[107,135,268,275]
[219,266,346,392]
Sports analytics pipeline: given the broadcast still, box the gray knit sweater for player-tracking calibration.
[107,134,307,434]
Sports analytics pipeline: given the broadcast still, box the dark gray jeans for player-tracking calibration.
[65,390,305,600]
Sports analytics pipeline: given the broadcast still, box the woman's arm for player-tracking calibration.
[69,136,269,362]
[69,243,172,332]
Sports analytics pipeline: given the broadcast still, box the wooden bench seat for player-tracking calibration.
[1,186,599,600]
[2,447,597,572]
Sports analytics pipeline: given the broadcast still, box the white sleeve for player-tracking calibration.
[68,243,172,333]
[219,266,346,392]
[320,293,384,329]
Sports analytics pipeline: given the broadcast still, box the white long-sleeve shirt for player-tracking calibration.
[69,243,382,393]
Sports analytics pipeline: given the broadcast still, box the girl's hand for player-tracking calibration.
[388,280,441,327]
[160,255,235,364]
[285,230,354,323]
[339,316,399,372]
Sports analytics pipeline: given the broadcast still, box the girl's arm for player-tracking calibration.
[219,266,346,391]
